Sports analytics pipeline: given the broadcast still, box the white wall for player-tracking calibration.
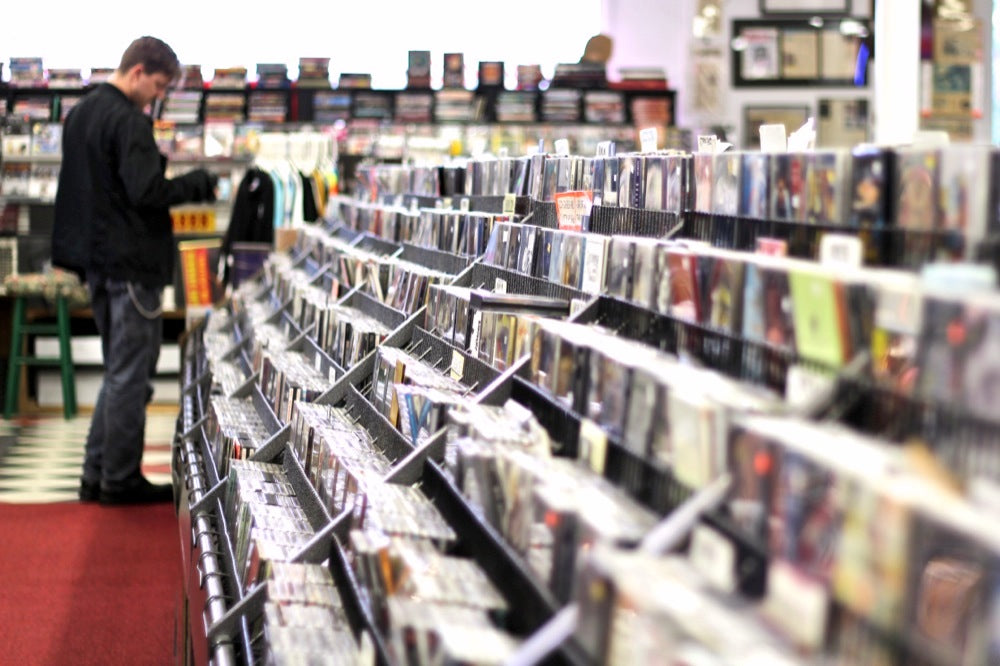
[603,0,695,123]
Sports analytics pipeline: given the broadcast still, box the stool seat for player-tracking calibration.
[4,293,77,419]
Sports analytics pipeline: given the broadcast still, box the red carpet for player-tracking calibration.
[0,502,180,666]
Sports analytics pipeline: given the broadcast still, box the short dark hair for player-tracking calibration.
[118,36,180,80]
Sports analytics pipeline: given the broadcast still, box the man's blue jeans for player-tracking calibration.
[83,273,162,490]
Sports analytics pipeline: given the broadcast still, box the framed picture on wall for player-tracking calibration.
[780,28,819,79]
[760,0,851,15]
[733,18,870,87]
[817,98,869,147]
[742,104,811,149]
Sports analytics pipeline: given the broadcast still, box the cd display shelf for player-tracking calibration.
[174,190,1000,665]
[467,208,1000,662]
[173,232,591,665]
[174,212,738,665]
[335,189,1000,273]
[0,83,674,127]
[363,197,1000,660]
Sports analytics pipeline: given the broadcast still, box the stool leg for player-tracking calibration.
[4,297,25,420]
[56,297,77,419]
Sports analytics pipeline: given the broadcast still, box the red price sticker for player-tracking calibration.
[554,190,593,232]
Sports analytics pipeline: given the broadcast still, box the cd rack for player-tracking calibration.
[175,194,1000,665]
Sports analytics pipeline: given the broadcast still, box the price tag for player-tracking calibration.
[469,311,483,352]
[450,349,465,381]
[498,147,509,158]
[314,351,323,374]
[569,298,590,317]
[697,135,718,154]
[758,123,787,152]
[819,233,863,268]
[689,525,736,593]
[579,418,608,474]
[554,138,570,156]
[460,197,470,212]
[595,140,615,157]
[785,363,836,412]
[763,561,829,651]
[410,197,419,212]
[442,197,453,209]
[755,237,788,257]
[502,193,517,214]
[359,631,376,666]
[639,127,658,153]
[920,262,997,290]
[435,198,444,209]
[553,191,593,232]
[329,366,337,384]
[494,277,507,294]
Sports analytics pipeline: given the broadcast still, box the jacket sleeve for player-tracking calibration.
[117,114,217,208]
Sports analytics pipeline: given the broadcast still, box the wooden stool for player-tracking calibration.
[4,294,77,419]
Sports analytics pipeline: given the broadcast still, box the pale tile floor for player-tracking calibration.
[0,410,176,503]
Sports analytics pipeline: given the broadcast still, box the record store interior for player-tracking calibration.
[4,0,1000,664]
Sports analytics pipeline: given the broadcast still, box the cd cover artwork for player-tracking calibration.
[740,153,770,219]
[712,152,741,216]
[771,153,807,221]
[895,149,939,231]
[694,153,714,212]
[850,147,890,229]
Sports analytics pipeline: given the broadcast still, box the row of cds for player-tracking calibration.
[356,150,691,211]
[284,400,525,664]
[205,395,270,477]
[331,198,514,257]
[225,460,312,593]
[350,145,1000,258]
[294,225,457,316]
[424,285,571,361]
[262,562,360,665]
[289,401,454,543]
[482,218,1000,467]
[257,348,333,424]
[365,341,663,607]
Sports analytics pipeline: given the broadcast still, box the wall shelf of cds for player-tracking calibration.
[731,17,872,88]
[2,85,92,123]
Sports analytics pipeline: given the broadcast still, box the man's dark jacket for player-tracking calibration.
[53,83,215,287]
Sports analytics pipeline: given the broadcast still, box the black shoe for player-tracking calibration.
[79,479,100,502]
[99,477,173,506]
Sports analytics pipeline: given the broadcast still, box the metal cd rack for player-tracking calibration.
[174,192,1000,666]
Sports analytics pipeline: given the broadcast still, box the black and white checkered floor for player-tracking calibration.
[0,411,175,503]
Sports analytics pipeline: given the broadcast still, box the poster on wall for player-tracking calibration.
[820,28,860,79]
[933,18,982,64]
[693,0,722,38]
[692,48,723,114]
[780,29,819,79]
[920,5,984,140]
[931,64,974,115]
[742,105,811,149]
[741,28,780,80]
[817,98,869,147]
